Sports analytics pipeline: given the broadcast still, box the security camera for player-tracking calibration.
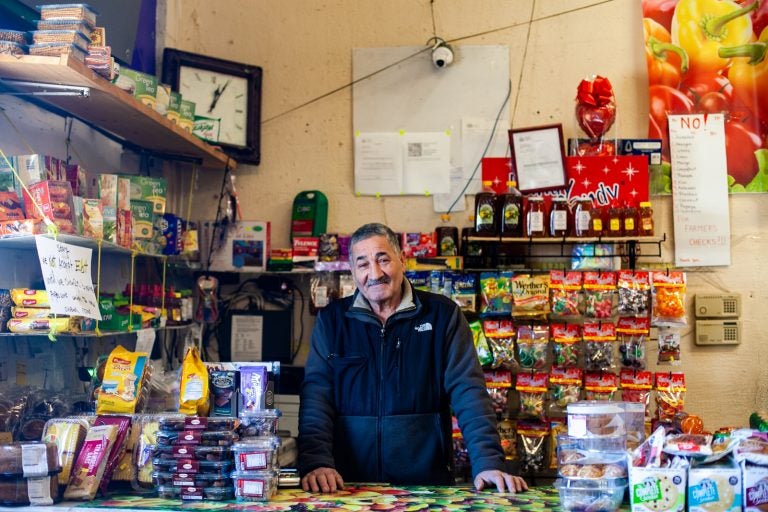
[432,43,454,69]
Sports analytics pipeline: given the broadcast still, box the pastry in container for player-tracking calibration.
[152,470,231,488]
[0,442,59,476]
[555,477,628,512]
[0,41,25,56]
[158,416,236,432]
[36,19,93,38]
[28,42,86,61]
[151,444,232,462]
[42,417,89,485]
[156,484,234,501]
[37,4,98,27]
[132,414,161,490]
[231,470,278,502]
[0,30,27,44]
[0,472,61,506]
[155,429,237,447]
[233,437,281,472]
[31,30,90,49]
[567,401,626,437]
[151,457,233,476]
[239,409,281,437]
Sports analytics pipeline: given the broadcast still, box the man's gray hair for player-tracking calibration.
[349,223,401,260]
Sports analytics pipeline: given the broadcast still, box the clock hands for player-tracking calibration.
[208,79,231,113]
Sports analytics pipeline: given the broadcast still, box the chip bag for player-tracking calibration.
[179,347,210,416]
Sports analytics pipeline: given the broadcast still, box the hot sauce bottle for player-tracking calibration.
[550,197,569,237]
[474,180,498,235]
[526,196,546,237]
[591,205,604,237]
[574,198,594,237]
[498,181,523,236]
[638,201,654,236]
[623,202,638,237]
[607,201,623,237]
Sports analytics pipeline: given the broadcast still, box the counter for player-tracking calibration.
[0,484,599,511]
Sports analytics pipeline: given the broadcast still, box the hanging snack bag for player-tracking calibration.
[96,345,149,415]
[657,326,682,364]
[498,418,517,460]
[451,272,477,312]
[583,271,616,319]
[549,366,583,413]
[617,317,650,370]
[178,347,210,416]
[584,371,619,401]
[583,321,616,371]
[655,372,685,421]
[620,369,654,423]
[469,320,494,367]
[617,270,650,316]
[651,271,687,326]
[479,271,512,316]
[551,323,582,368]
[485,370,513,417]
[483,319,518,370]
[516,324,549,369]
[516,421,549,474]
[549,270,582,317]
[516,371,549,420]
[512,273,550,318]
[63,424,118,500]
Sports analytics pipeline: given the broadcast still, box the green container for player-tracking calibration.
[290,190,328,239]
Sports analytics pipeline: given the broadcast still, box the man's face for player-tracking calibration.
[350,235,405,305]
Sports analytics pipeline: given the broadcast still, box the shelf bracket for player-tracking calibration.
[0,80,90,98]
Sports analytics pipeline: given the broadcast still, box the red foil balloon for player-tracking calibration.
[575,76,617,139]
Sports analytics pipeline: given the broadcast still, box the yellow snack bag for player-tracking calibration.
[179,347,209,416]
[96,345,149,415]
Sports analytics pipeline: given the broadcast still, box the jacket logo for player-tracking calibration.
[414,322,433,332]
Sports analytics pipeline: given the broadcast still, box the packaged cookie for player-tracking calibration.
[42,418,88,485]
[63,424,118,500]
[92,415,131,496]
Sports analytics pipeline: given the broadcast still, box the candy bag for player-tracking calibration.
[583,321,616,371]
[483,319,518,370]
[584,371,618,401]
[583,271,616,319]
[551,323,582,368]
[479,272,512,316]
[620,369,653,423]
[549,367,583,413]
[516,371,549,420]
[617,270,650,316]
[655,372,685,421]
[511,274,550,318]
[485,370,513,417]
[470,320,493,367]
[617,317,650,370]
[657,326,682,364]
[517,421,549,474]
[516,324,549,369]
[651,271,687,326]
[549,270,582,317]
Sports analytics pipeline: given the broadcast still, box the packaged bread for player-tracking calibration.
[63,424,117,501]
[95,345,149,415]
[42,418,88,485]
[11,307,53,319]
[0,442,59,476]
[7,317,80,334]
[0,473,61,506]
[10,289,49,308]
[132,414,162,489]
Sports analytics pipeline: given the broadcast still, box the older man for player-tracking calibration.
[298,223,527,494]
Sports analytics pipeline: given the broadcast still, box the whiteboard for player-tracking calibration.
[352,45,510,196]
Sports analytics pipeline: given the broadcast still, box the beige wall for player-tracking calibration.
[161,0,768,429]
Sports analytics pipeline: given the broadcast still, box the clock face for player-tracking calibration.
[178,66,249,147]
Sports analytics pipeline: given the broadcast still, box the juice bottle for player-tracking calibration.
[573,198,593,237]
[638,201,654,236]
[436,226,459,256]
[498,180,523,236]
[526,197,546,237]
[550,197,569,237]
[623,202,638,237]
[607,201,623,237]
[474,180,498,235]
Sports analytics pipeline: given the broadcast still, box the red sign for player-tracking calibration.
[481,157,514,194]
[565,155,649,206]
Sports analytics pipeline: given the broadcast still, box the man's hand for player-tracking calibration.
[301,467,345,493]
[474,470,528,493]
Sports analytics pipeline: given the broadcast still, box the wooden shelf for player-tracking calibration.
[0,54,233,170]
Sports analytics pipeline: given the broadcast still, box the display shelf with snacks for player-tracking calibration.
[0,54,232,170]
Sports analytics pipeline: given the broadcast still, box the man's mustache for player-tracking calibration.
[366,276,390,287]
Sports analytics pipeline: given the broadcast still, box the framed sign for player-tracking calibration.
[509,124,567,193]
[162,48,262,165]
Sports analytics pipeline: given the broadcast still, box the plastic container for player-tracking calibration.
[573,198,594,237]
[158,416,236,432]
[151,445,232,461]
[151,457,233,475]
[620,402,646,447]
[233,437,281,471]
[0,30,27,44]
[156,484,234,501]
[567,401,625,438]
[550,197,569,237]
[232,470,278,502]
[238,410,281,438]
[554,477,628,512]
[155,430,238,447]
[0,472,60,506]
[152,471,231,488]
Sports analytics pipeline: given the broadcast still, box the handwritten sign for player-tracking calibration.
[35,237,102,319]
[669,113,731,267]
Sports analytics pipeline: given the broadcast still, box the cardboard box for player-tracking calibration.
[179,99,196,133]
[154,83,171,116]
[166,91,181,125]
[292,237,319,264]
[23,180,75,224]
[130,200,153,240]
[401,232,437,258]
[193,115,221,143]
[688,457,742,512]
[742,461,768,511]
[16,154,58,184]
[208,221,271,272]
[81,198,103,240]
[113,67,157,108]
[128,175,166,215]
[116,208,132,248]
[629,465,687,512]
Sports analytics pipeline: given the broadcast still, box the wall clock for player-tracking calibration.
[162,48,262,165]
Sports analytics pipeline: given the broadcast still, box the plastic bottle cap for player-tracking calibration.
[482,180,492,185]
[640,201,651,207]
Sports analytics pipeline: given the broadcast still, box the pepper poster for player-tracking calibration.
[642,0,768,194]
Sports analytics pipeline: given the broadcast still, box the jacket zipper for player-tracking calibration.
[377,325,385,481]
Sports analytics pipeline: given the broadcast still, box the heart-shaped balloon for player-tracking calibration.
[575,76,616,140]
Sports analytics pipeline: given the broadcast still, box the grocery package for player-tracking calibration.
[42,417,88,485]
[95,345,150,415]
[179,347,210,416]
[63,423,118,500]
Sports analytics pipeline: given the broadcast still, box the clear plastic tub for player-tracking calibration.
[231,470,278,502]
[156,430,238,447]
[31,30,90,49]
[158,416,236,432]
[28,43,86,61]
[556,435,628,479]
[152,471,231,488]
[156,484,234,501]
[233,437,281,471]
[555,477,628,512]
[151,458,233,476]
[239,410,281,437]
[567,401,625,438]
[151,444,232,462]
[0,41,25,56]
[0,30,27,44]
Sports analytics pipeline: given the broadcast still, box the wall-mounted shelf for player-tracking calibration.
[0,54,233,170]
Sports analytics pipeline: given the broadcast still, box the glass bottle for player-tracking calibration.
[550,197,569,237]
[474,180,498,235]
[590,205,604,237]
[607,201,623,237]
[638,201,654,236]
[436,225,459,256]
[574,198,593,237]
[623,202,639,237]
[498,180,523,236]
[526,196,546,237]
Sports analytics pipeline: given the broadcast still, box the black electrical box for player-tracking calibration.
[220,308,293,364]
